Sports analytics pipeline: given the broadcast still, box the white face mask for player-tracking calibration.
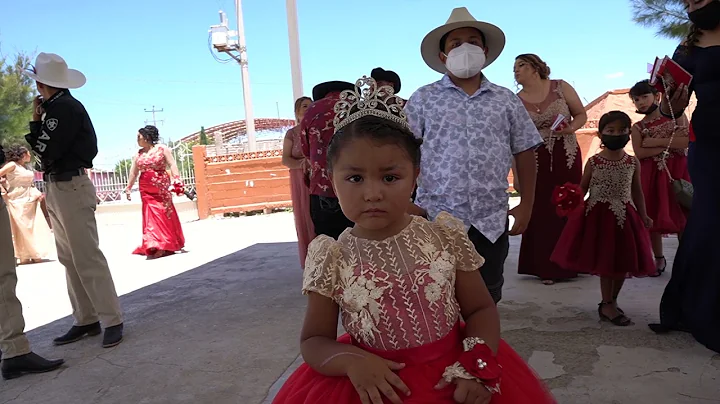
[444,43,486,79]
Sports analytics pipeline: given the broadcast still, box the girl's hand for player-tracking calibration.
[435,378,492,404]
[643,215,653,229]
[345,354,410,404]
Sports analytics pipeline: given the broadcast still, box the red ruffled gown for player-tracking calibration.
[273,213,556,403]
[634,116,690,234]
[551,154,655,278]
[132,146,185,256]
[517,80,582,280]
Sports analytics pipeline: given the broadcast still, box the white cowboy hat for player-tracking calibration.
[24,52,86,89]
[421,7,506,74]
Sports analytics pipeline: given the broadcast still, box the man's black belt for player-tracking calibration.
[43,169,87,183]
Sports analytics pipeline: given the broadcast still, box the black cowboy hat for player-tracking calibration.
[371,67,401,93]
[312,80,355,101]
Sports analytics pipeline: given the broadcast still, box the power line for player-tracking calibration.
[144,105,164,126]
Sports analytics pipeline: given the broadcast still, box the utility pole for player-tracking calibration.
[207,3,256,152]
[286,0,304,102]
[144,106,164,126]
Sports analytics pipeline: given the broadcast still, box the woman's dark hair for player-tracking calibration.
[294,96,312,122]
[327,116,423,173]
[629,79,658,98]
[515,54,551,80]
[138,125,160,144]
[3,144,29,163]
[685,23,703,49]
[598,111,631,133]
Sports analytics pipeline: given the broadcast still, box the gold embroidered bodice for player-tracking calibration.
[302,212,484,351]
[586,154,637,228]
[634,116,688,169]
[521,80,579,170]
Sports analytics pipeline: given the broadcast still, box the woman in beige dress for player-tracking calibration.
[0,145,52,264]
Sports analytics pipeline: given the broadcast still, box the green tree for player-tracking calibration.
[0,49,35,147]
[114,158,133,175]
[199,126,209,145]
[630,0,691,39]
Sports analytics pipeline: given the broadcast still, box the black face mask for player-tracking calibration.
[688,0,720,31]
[636,103,659,115]
[601,134,630,151]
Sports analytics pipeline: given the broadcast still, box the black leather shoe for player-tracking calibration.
[53,322,102,346]
[102,323,123,348]
[1,352,64,380]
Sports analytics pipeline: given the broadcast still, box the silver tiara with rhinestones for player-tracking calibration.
[333,76,409,132]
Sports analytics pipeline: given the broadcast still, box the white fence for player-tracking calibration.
[33,142,197,204]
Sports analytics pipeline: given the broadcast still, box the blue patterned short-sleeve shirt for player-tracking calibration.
[405,75,542,242]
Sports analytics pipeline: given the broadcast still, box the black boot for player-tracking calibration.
[53,322,102,346]
[1,352,64,380]
[102,323,124,348]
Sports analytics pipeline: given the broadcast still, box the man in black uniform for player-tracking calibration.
[0,144,65,379]
[24,53,124,348]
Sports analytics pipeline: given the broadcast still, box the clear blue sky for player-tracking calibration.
[1,0,680,169]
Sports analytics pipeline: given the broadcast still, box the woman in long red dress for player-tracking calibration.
[514,54,586,285]
[124,125,185,259]
[282,96,315,268]
[628,80,690,277]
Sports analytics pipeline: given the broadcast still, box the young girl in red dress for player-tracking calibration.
[273,77,555,404]
[629,80,690,277]
[551,111,656,327]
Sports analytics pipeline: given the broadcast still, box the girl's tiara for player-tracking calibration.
[333,76,409,132]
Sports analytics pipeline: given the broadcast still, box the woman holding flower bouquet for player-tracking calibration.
[124,125,185,259]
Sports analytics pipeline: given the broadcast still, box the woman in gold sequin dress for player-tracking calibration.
[514,54,586,284]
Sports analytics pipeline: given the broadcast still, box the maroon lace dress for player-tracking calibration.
[518,80,582,280]
[132,146,185,256]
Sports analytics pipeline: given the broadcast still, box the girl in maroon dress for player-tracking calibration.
[282,96,315,268]
[629,80,690,277]
[273,76,555,404]
[514,54,586,285]
[124,125,186,259]
[551,111,655,326]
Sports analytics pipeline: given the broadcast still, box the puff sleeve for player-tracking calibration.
[435,212,485,272]
[302,235,343,298]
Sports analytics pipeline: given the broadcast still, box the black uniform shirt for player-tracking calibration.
[25,90,98,174]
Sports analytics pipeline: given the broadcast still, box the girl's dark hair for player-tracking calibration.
[3,144,29,163]
[138,125,160,144]
[515,54,551,80]
[294,96,312,123]
[327,116,423,173]
[598,111,631,133]
[629,79,658,98]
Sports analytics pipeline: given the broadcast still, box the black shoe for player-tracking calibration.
[53,322,102,346]
[1,352,64,380]
[102,324,124,348]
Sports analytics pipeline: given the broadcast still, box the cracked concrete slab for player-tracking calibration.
[1,212,717,404]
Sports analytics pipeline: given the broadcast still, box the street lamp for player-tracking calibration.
[208,1,257,152]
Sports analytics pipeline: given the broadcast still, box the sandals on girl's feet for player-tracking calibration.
[649,256,667,277]
[598,302,631,326]
[541,279,555,285]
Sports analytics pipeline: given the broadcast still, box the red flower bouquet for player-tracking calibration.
[552,182,584,217]
[170,180,185,197]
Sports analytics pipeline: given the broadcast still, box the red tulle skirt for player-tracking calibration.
[132,172,185,255]
[640,155,690,234]
[550,202,655,279]
[272,324,556,404]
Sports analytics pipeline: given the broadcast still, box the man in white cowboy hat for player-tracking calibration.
[0,145,65,380]
[405,7,542,303]
[24,53,124,348]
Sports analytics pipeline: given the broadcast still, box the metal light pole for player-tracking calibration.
[286,0,304,103]
[236,0,257,152]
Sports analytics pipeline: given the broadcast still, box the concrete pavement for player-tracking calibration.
[1,208,717,404]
